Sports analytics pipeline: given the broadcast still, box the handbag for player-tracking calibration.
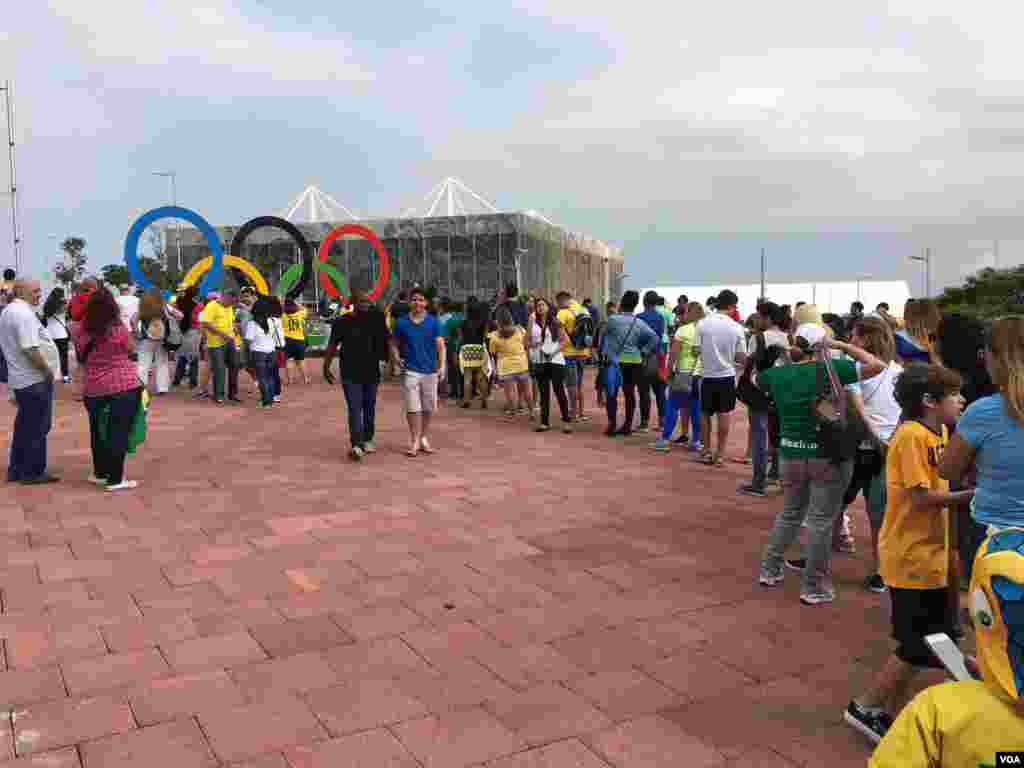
[811,347,863,464]
[737,335,772,411]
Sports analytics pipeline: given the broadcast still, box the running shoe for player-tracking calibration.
[799,587,836,606]
[349,446,364,462]
[758,569,784,587]
[652,439,672,452]
[844,701,892,744]
[739,484,767,498]
[863,574,887,594]
[784,558,806,572]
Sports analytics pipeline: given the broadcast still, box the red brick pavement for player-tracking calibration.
[0,374,955,766]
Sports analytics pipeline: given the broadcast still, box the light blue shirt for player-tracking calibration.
[600,313,659,365]
[957,393,1024,529]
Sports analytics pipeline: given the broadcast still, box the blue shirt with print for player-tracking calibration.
[393,314,442,374]
[957,393,1024,528]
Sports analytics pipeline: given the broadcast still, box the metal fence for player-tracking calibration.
[172,212,624,306]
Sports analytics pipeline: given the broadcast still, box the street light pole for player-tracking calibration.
[909,248,931,297]
[1,80,20,273]
[152,171,181,272]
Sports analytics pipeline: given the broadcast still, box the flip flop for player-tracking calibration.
[406,447,419,458]
[419,439,436,455]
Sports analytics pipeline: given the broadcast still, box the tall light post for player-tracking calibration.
[909,248,931,297]
[1,80,20,273]
[856,273,873,303]
[152,171,180,272]
[759,247,766,301]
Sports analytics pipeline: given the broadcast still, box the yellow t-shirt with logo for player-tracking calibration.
[488,328,529,377]
[879,420,950,590]
[870,679,1024,767]
[283,308,307,341]
[557,302,591,359]
[198,301,236,349]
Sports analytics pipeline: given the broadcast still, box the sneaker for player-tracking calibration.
[844,701,893,745]
[800,587,836,606]
[863,574,887,593]
[349,446,364,462]
[672,435,689,446]
[739,483,767,498]
[691,441,704,453]
[759,570,784,587]
[105,480,138,492]
[62,376,72,384]
[562,423,573,434]
[637,421,649,433]
[535,424,550,433]
[273,396,281,403]
[652,439,672,452]
[784,558,806,572]
[193,390,208,399]
[87,475,108,486]
[363,441,377,454]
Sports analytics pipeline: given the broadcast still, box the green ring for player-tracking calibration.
[277,261,348,299]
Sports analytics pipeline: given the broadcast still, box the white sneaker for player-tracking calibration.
[349,446,364,462]
[105,480,138,492]
[273,396,281,403]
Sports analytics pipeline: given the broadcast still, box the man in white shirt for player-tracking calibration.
[693,289,747,465]
[0,279,59,484]
[116,285,139,330]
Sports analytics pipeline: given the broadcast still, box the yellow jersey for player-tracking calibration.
[282,308,307,341]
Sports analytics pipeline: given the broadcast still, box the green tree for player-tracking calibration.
[101,264,130,287]
[54,237,87,290]
[937,265,1024,319]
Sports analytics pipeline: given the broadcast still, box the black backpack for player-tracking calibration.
[572,309,595,349]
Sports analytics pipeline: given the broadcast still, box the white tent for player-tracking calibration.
[279,184,360,224]
[401,177,500,218]
[641,281,912,320]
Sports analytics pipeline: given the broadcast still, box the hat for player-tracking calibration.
[207,291,222,301]
[970,528,1024,701]
[794,323,827,349]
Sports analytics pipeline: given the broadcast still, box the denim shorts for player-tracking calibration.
[565,358,585,387]
[497,371,530,385]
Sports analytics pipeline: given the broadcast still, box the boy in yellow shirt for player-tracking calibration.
[556,291,592,422]
[869,527,1024,766]
[846,364,974,744]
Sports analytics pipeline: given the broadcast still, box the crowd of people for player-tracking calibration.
[3,269,1024,763]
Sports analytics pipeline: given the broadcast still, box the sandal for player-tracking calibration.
[406,446,419,457]
[419,438,436,455]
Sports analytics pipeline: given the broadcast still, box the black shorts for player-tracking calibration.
[889,587,955,668]
[701,376,737,415]
[285,339,307,361]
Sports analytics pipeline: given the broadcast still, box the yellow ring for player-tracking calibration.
[182,255,269,295]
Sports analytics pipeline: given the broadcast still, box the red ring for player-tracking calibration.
[317,224,391,301]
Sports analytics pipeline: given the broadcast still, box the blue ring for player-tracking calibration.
[124,206,224,297]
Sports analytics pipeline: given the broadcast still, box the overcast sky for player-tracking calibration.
[3,1,1024,294]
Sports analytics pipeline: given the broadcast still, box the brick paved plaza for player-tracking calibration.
[0,376,953,767]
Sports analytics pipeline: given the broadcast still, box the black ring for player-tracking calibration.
[230,216,313,302]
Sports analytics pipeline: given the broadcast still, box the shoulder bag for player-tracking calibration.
[737,334,772,412]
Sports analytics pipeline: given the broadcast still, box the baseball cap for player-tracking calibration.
[794,323,827,348]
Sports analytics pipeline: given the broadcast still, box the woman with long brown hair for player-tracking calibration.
[527,297,571,433]
[134,288,181,395]
[72,287,142,491]
[941,316,1024,547]
[895,299,939,364]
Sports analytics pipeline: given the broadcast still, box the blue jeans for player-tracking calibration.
[9,379,54,481]
[342,380,378,448]
[173,354,199,388]
[271,355,282,398]
[251,351,276,406]
[750,410,770,488]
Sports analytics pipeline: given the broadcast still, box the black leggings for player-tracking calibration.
[606,362,642,431]
[84,389,141,485]
[534,363,570,426]
[54,338,70,379]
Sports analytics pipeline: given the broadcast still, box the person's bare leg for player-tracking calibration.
[503,382,516,413]
[406,412,422,452]
[855,655,917,715]
[717,411,733,460]
[701,413,713,455]
[519,379,534,416]
[420,411,433,451]
[300,359,310,385]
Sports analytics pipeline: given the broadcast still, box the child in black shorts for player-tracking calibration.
[845,364,975,744]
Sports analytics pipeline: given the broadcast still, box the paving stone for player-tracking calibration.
[2,747,82,768]
[568,669,685,721]
[585,716,723,768]
[485,683,612,746]
[485,738,612,768]
[129,669,247,726]
[0,667,67,711]
[322,637,432,682]
[79,718,217,768]
[12,695,135,755]
[249,616,353,658]
[198,696,326,763]
[229,651,340,698]
[305,679,429,736]
[284,729,420,768]
[5,625,108,671]
[99,615,199,653]
[390,708,527,768]
[62,648,170,697]
[163,632,267,673]
[333,601,424,641]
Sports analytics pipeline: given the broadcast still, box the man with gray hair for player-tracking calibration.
[0,279,59,483]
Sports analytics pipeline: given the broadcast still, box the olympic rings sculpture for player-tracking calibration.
[124,208,386,302]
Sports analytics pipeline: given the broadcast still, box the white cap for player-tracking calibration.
[794,323,827,348]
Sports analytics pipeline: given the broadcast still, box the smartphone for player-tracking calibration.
[925,633,972,681]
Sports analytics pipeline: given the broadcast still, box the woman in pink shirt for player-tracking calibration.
[72,287,142,491]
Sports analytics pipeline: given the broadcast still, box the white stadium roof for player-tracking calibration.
[642,280,912,320]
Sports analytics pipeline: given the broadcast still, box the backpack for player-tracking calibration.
[163,316,183,351]
[571,307,595,349]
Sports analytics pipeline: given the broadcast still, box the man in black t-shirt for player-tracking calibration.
[323,289,391,462]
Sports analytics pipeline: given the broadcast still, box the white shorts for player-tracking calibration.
[402,371,438,414]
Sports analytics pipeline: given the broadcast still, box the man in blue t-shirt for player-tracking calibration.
[636,291,667,430]
[390,288,446,457]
